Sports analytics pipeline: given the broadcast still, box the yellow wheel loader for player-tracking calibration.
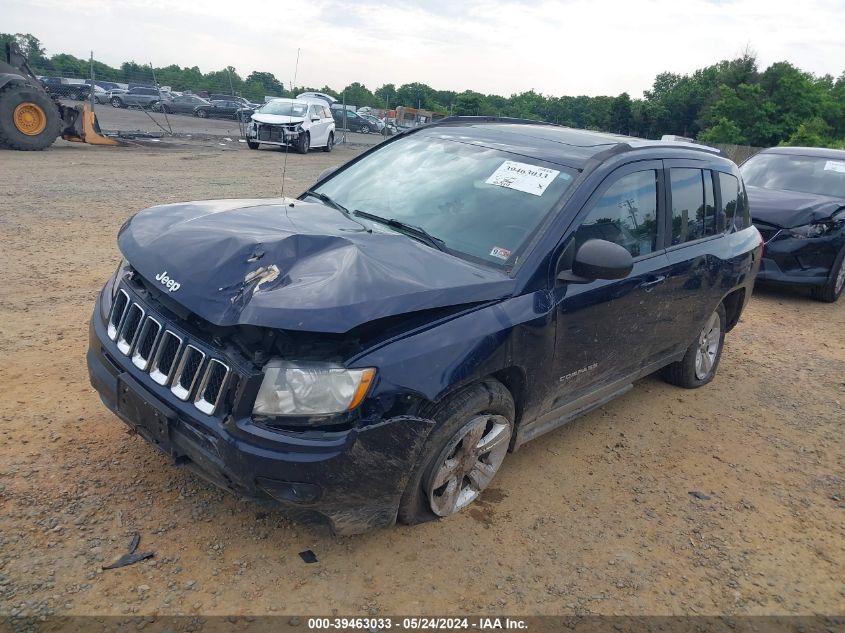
[0,43,120,150]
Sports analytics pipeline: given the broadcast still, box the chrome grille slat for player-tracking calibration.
[149,330,183,386]
[171,345,206,401]
[131,317,162,370]
[116,304,145,355]
[109,285,235,416]
[194,359,230,415]
[107,289,130,340]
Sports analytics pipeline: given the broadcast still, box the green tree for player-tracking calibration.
[341,82,376,108]
[374,83,397,108]
[609,92,633,134]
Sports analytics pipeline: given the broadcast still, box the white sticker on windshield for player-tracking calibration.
[490,246,512,260]
[485,160,560,196]
[824,160,845,173]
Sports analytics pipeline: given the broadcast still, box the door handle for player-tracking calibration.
[639,275,667,291]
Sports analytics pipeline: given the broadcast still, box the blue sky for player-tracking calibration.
[3,0,843,97]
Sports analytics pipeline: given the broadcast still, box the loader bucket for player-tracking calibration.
[61,102,122,145]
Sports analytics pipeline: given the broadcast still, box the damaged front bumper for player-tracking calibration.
[247,122,302,146]
[86,291,434,535]
[754,224,844,287]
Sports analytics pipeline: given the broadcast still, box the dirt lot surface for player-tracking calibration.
[0,140,843,619]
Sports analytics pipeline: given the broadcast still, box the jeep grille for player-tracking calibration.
[107,292,233,416]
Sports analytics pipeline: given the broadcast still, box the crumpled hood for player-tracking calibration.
[748,185,845,229]
[118,199,514,333]
[250,113,305,125]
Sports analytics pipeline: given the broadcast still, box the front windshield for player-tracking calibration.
[741,153,845,198]
[313,132,576,267]
[259,101,308,117]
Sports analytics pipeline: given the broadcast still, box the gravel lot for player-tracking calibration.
[0,139,843,619]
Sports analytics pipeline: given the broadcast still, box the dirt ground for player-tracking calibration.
[0,140,843,619]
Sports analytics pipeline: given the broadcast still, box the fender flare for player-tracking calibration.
[0,73,27,91]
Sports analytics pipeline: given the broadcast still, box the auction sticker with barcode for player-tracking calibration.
[485,160,560,196]
[824,160,845,173]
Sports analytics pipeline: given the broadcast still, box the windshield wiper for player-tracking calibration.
[303,190,349,215]
[353,210,446,252]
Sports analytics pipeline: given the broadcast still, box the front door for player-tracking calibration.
[548,162,675,410]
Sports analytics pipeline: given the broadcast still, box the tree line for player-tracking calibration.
[4,32,843,148]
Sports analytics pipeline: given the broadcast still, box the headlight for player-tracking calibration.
[253,360,375,416]
[788,222,835,239]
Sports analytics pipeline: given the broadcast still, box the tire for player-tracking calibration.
[661,303,727,389]
[810,245,845,303]
[0,83,61,151]
[150,101,161,112]
[398,379,514,526]
[360,125,370,134]
[247,141,259,150]
[67,91,79,101]
[197,109,208,118]
[296,131,310,154]
[110,97,123,108]
[323,132,334,152]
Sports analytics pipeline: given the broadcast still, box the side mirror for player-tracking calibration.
[557,239,634,283]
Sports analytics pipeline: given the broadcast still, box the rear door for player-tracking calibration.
[549,161,675,405]
[661,161,734,351]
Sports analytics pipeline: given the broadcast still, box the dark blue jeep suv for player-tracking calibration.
[87,118,762,534]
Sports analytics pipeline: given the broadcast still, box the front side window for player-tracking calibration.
[313,132,576,267]
[574,171,659,258]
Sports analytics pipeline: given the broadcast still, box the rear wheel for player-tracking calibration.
[661,304,726,388]
[247,140,259,150]
[296,131,310,154]
[110,97,123,108]
[810,246,845,303]
[323,132,334,152]
[0,84,61,151]
[398,380,514,525]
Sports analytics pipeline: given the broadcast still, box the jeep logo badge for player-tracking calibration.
[155,271,181,293]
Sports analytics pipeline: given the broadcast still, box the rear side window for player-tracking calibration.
[719,173,750,230]
[669,168,725,245]
[575,170,659,258]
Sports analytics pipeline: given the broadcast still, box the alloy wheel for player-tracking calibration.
[427,414,511,517]
[835,257,845,296]
[694,312,721,380]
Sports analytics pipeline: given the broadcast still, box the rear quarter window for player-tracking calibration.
[718,172,750,231]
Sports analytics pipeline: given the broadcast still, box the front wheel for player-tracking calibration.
[296,132,310,154]
[110,97,123,108]
[810,246,845,303]
[322,132,334,152]
[247,140,259,150]
[661,304,726,388]
[360,125,370,134]
[0,84,61,150]
[196,109,208,118]
[398,380,514,525]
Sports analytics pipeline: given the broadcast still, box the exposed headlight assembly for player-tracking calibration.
[788,222,836,239]
[253,360,375,417]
